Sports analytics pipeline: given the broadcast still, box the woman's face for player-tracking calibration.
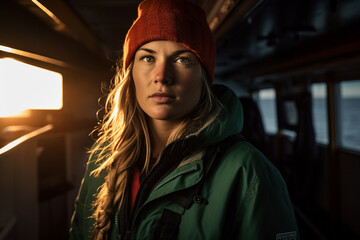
[132,40,203,122]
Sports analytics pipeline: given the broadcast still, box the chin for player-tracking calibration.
[148,114,176,121]
[146,108,176,120]
[146,111,184,121]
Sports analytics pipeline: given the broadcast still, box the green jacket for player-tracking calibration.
[70,85,300,240]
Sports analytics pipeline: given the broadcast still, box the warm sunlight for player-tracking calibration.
[0,58,63,117]
[31,0,66,31]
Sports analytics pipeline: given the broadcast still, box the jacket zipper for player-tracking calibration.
[125,136,197,239]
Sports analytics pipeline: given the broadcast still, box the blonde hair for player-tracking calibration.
[90,61,221,239]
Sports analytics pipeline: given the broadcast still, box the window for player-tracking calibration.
[0,58,63,117]
[338,80,360,152]
[257,88,278,134]
[311,83,329,144]
[284,100,298,126]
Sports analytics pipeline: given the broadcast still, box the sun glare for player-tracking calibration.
[0,58,63,118]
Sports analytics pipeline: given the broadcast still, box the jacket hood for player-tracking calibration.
[192,84,244,148]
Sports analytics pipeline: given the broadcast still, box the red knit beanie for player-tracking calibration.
[123,0,216,84]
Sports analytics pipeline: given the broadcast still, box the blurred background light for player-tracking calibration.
[0,58,63,117]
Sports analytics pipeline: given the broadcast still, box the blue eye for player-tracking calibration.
[142,56,154,62]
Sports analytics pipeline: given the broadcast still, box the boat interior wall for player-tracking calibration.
[215,0,360,88]
[0,1,111,131]
[339,151,360,233]
[0,2,110,72]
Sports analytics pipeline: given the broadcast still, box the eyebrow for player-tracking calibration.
[138,48,156,54]
[137,48,194,56]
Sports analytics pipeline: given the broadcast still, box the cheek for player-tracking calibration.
[181,75,203,107]
[186,70,203,95]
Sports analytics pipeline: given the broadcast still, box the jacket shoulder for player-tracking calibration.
[213,139,289,208]
[220,140,282,180]
[213,140,299,239]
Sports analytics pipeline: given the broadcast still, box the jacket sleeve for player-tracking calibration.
[229,146,300,239]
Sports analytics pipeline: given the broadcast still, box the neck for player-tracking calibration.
[148,118,182,158]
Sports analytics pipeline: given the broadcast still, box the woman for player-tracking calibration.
[70,0,300,239]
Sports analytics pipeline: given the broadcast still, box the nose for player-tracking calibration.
[153,60,173,85]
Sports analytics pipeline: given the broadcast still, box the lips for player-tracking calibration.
[149,92,176,103]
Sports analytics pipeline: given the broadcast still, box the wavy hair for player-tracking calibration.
[90,60,222,239]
